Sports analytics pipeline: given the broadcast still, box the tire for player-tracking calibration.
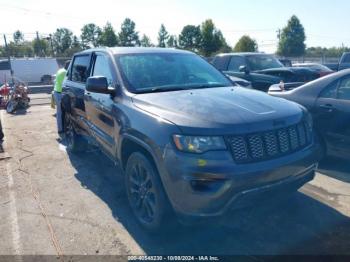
[63,112,87,153]
[125,152,171,232]
[6,100,18,113]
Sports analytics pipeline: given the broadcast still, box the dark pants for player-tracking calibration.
[0,120,4,141]
[54,91,63,133]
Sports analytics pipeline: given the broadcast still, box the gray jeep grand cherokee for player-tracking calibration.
[61,47,319,231]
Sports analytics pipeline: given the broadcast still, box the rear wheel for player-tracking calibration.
[125,152,170,232]
[63,112,87,153]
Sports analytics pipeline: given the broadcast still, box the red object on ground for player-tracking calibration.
[0,84,11,109]
[0,84,10,96]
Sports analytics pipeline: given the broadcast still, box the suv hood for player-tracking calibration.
[257,67,319,82]
[132,87,304,135]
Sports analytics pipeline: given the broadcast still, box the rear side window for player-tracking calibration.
[228,56,246,72]
[342,54,350,63]
[337,77,350,100]
[71,55,91,83]
[319,80,338,99]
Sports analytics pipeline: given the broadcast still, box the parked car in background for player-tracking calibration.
[227,75,252,88]
[293,63,334,77]
[61,47,319,231]
[269,69,350,159]
[212,53,319,92]
[279,58,292,67]
[0,58,59,84]
[323,52,350,72]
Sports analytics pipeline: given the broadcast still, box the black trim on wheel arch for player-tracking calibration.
[119,134,158,170]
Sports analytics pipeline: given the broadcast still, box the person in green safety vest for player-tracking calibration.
[53,60,70,134]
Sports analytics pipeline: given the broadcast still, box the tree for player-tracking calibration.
[305,46,350,58]
[13,30,24,44]
[140,34,153,47]
[0,46,5,57]
[200,19,225,57]
[80,23,101,48]
[167,35,177,48]
[118,18,139,46]
[6,41,34,57]
[234,35,258,52]
[277,15,306,57]
[157,24,169,48]
[178,25,202,52]
[99,22,118,47]
[33,39,48,56]
[52,28,73,55]
[64,36,83,57]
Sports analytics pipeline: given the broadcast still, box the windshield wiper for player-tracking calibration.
[189,83,226,89]
[139,83,227,93]
[149,86,189,93]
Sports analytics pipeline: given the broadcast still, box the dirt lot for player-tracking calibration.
[1,99,350,257]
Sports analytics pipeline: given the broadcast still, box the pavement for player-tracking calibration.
[0,97,350,258]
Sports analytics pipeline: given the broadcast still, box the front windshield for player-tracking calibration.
[116,53,232,93]
[246,55,284,71]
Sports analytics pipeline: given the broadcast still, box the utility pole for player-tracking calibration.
[3,34,14,84]
[36,31,43,56]
[47,34,54,57]
[276,29,281,41]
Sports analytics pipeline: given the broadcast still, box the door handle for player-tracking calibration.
[319,104,334,112]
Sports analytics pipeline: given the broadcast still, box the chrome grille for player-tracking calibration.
[226,121,312,164]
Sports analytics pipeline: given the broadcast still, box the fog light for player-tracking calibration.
[190,179,224,192]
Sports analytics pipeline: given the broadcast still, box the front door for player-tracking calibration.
[84,53,116,155]
[314,76,350,157]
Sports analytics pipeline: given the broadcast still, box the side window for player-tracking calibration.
[228,56,246,72]
[92,55,114,85]
[319,80,338,99]
[341,54,350,63]
[337,77,350,100]
[71,55,91,83]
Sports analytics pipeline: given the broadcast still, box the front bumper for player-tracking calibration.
[158,142,320,218]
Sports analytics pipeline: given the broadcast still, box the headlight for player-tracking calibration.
[173,135,226,153]
[304,110,313,131]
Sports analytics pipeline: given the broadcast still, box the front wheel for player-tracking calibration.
[125,152,171,232]
[63,112,87,153]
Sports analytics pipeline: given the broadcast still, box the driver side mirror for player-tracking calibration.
[239,65,250,74]
[86,76,114,95]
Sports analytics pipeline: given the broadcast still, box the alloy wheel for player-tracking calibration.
[128,162,157,224]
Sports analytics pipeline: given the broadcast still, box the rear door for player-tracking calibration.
[84,52,116,155]
[332,77,350,156]
[62,53,92,133]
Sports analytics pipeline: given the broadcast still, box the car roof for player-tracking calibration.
[216,52,271,57]
[76,47,193,56]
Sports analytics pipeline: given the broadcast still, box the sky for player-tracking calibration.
[1,0,349,53]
